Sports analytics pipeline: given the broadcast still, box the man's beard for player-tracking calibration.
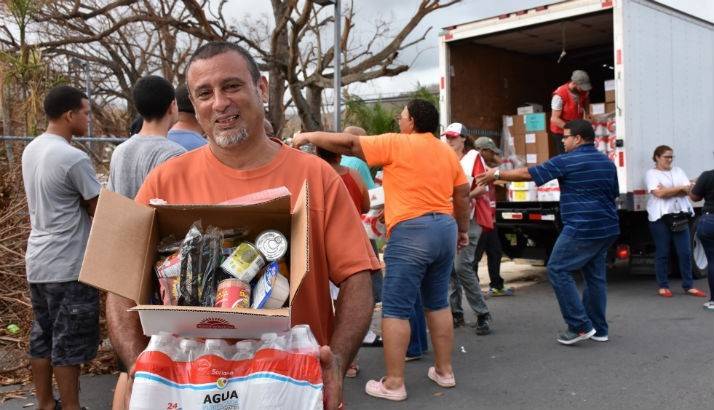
[213,127,249,148]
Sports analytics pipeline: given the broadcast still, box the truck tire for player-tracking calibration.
[691,218,708,279]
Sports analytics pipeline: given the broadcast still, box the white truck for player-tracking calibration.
[438,0,714,276]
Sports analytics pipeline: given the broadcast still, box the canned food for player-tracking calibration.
[255,230,288,261]
[215,278,251,309]
[220,242,266,282]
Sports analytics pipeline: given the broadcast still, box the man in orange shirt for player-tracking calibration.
[105,42,380,410]
[294,99,470,401]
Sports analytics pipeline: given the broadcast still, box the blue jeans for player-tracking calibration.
[547,233,617,335]
[696,214,714,301]
[649,219,693,290]
[407,295,428,357]
[382,213,457,319]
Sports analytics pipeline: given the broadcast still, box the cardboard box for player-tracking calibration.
[604,79,616,103]
[79,187,309,338]
[507,182,537,202]
[537,179,560,202]
[517,103,543,115]
[523,132,553,165]
[590,103,605,116]
[507,115,525,136]
[605,102,616,114]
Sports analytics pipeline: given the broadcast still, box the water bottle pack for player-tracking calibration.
[129,325,323,410]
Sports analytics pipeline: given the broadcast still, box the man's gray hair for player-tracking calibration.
[186,42,261,84]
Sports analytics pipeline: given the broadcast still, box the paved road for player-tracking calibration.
[2,266,712,410]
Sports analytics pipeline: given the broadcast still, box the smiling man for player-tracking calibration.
[105,42,380,410]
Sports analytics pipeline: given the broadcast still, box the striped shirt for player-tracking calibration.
[528,144,619,240]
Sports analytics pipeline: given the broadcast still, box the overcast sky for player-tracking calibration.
[225,0,713,98]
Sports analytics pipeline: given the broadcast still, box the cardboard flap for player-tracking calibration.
[289,181,309,304]
[79,189,155,303]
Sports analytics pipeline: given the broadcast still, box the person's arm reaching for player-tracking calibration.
[323,271,373,409]
[293,132,365,160]
[476,167,533,186]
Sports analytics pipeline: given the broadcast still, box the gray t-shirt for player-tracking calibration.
[107,135,186,199]
[21,133,101,283]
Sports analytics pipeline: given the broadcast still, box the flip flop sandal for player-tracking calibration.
[345,363,359,378]
[365,378,407,401]
[686,288,707,297]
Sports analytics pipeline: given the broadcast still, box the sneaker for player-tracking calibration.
[488,287,514,297]
[556,328,596,345]
[475,313,491,335]
[452,313,465,328]
[591,334,609,342]
[703,301,714,311]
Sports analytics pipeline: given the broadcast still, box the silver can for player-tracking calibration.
[255,230,288,261]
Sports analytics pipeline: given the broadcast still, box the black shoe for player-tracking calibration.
[475,313,491,335]
[453,313,465,328]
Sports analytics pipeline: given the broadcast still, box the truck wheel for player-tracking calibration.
[691,219,708,279]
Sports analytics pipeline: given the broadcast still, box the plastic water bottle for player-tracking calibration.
[257,332,286,352]
[174,338,204,362]
[202,339,230,359]
[145,333,178,359]
[287,325,319,356]
[232,340,256,360]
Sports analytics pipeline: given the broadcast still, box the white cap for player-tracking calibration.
[442,122,467,138]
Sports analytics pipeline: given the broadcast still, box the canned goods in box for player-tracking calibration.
[255,230,288,261]
[221,242,266,283]
[215,278,251,309]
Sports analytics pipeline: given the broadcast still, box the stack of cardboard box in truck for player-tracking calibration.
[507,111,554,166]
[589,79,616,116]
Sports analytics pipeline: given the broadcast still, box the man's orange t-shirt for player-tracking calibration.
[359,132,468,234]
[135,140,381,345]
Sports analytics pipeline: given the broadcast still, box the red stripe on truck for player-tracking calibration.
[440,77,445,90]
[616,49,622,65]
[602,0,613,8]
[619,152,624,167]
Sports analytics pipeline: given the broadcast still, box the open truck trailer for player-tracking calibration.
[438,0,714,275]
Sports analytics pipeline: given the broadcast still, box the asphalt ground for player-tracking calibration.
[2,263,712,410]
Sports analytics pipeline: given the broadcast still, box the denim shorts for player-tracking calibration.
[382,213,457,319]
[29,281,100,366]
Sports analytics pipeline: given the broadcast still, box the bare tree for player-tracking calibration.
[1,0,461,135]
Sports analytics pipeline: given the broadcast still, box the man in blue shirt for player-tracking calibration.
[477,119,619,345]
[167,84,207,151]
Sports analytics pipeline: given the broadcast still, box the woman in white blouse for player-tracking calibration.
[645,145,706,298]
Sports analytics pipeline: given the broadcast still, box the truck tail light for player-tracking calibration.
[616,244,630,260]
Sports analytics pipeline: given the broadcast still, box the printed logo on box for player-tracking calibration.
[196,317,236,330]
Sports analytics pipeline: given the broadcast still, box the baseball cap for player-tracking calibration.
[442,122,467,138]
[571,70,592,91]
[473,137,502,154]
